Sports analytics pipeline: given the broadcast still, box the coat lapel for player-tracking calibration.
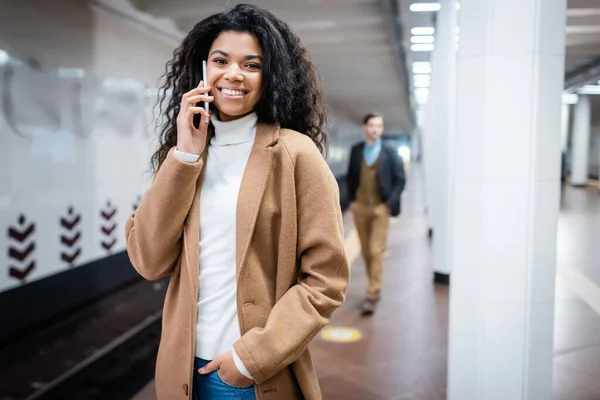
[236,123,279,278]
[184,131,212,299]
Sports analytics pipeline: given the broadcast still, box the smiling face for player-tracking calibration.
[206,31,264,122]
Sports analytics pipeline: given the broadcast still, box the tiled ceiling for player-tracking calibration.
[93,0,600,135]
[565,0,600,76]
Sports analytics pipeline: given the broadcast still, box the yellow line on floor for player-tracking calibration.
[557,268,600,316]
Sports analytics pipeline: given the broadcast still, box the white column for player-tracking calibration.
[421,46,435,228]
[560,102,570,152]
[570,94,591,186]
[411,130,421,162]
[427,0,458,280]
[447,0,567,399]
[422,83,436,233]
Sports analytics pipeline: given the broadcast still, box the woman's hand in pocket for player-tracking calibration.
[198,351,254,387]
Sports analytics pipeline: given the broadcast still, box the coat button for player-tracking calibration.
[183,383,189,396]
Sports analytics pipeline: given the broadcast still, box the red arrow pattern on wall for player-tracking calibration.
[100,200,117,254]
[9,260,36,281]
[7,215,36,283]
[60,206,82,267]
[61,249,82,264]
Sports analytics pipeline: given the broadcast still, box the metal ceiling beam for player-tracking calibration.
[564,56,600,91]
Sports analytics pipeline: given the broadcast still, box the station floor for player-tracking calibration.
[133,167,600,400]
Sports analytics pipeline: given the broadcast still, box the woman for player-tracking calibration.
[125,4,349,400]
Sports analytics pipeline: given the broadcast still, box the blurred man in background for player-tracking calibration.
[346,112,406,316]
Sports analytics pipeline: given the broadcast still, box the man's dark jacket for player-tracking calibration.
[346,141,406,217]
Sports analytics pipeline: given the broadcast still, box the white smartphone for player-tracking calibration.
[202,60,209,113]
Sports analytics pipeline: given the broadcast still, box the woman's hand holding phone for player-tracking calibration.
[176,80,213,155]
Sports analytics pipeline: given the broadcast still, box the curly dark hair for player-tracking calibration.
[150,4,328,173]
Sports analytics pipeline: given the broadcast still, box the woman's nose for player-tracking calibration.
[225,64,244,81]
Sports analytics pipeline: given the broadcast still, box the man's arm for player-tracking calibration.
[346,145,359,202]
[384,148,406,213]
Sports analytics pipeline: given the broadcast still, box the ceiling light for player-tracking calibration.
[566,26,600,34]
[414,75,431,86]
[413,68,432,74]
[411,44,434,51]
[410,3,441,12]
[414,72,430,78]
[411,27,435,35]
[413,62,432,74]
[567,8,600,17]
[414,88,430,104]
[0,49,8,66]
[411,35,435,44]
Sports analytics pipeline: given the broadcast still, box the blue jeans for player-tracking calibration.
[193,358,256,400]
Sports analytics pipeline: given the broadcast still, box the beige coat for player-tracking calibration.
[125,123,350,399]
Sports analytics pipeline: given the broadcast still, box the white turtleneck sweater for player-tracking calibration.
[174,112,257,380]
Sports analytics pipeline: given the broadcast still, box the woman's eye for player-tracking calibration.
[246,63,261,69]
[213,59,226,65]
